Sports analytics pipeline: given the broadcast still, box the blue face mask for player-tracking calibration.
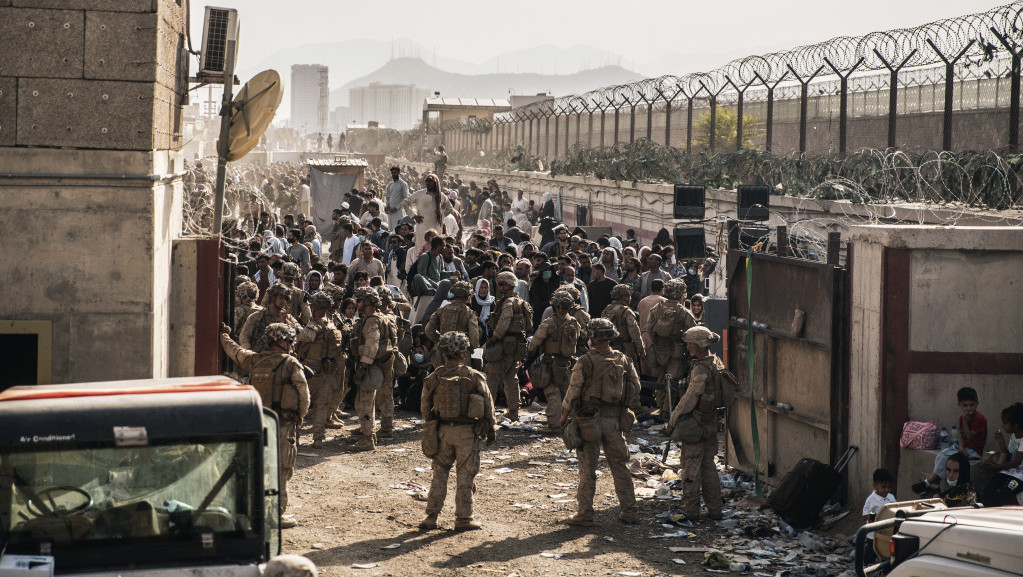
[542,271,552,280]
[413,353,425,363]
[688,268,697,275]
[447,292,455,300]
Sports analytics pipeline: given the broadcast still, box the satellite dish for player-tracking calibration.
[219,69,283,161]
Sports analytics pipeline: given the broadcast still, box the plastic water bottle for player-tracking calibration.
[940,427,949,449]
[729,562,751,572]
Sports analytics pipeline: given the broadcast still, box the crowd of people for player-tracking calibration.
[213,163,727,530]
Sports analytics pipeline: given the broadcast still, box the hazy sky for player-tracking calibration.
[191,0,1008,74]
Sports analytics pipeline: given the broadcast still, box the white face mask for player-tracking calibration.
[947,479,959,487]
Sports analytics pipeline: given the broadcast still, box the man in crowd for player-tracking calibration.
[385,166,409,230]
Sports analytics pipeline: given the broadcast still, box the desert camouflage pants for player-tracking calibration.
[484,346,523,420]
[681,426,721,519]
[355,360,394,437]
[279,418,298,511]
[425,423,481,523]
[541,357,572,427]
[574,411,636,521]
[307,371,343,441]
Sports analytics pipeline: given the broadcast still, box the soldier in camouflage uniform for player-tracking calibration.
[556,286,591,355]
[424,281,480,366]
[239,283,302,352]
[668,326,726,521]
[373,286,402,439]
[484,271,533,422]
[647,279,697,410]
[233,281,263,336]
[350,287,398,451]
[261,262,312,325]
[561,318,640,527]
[419,331,496,532]
[219,322,309,523]
[602,283,646,361]
[526,291,580,434]
[294,292,346,448]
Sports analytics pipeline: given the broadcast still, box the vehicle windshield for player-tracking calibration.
[1,441,258,552]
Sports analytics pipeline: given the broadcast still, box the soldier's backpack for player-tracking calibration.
[651,304,680,338]
[249,353,294,410]
[435,371,470,420]
[586,353,626,405]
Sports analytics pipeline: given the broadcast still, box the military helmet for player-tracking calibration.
[376,285,393,304]
[557,286,581,302]
[449,280,472,298]
[354,286,381,306]
[237,281,259,303]
[437,331,471,357]
[496,271,518,287]
[324,284,346,304]
[550,291,575,310]
[588,317,619,341]
[684,326,720,348]
[280,262,300,280]
[266,283,292,302]
[265,322,297,344]
[663,278,687,300]
[234,275,253,286]
[263,555,318,577]
[611,283,634,300]
[309,292,334,310]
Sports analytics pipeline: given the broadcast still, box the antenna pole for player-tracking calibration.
[213,38,237,237]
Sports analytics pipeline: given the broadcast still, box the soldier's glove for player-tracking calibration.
[219,322,231,335]
[354,365,368,383]
[485,428,497,446]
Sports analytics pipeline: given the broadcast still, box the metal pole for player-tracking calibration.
[927,39,974,152]
[788,64,824,155]
[874,49,916,149]
[686,97,694,153]
[213,38,237,237]
[991,28,1022,149]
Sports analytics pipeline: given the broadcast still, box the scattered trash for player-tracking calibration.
[311,543,325,550]
[510,503,533,509]
[547,493,568,498]
[494,467,514,474]
[380,543,401,549]
[617,572,643,577]
[351,563,378,569]
[702,550,731,569]
[540,552,564,559]
[413,467,427,473]
[672,558,686,564]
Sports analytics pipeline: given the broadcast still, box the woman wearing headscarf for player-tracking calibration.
[652,228,672,249]
[471,278,495,344]
[939,452,976,507]
[305,270,324,295]
[539,191,555,220]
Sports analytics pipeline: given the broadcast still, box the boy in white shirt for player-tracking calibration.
[862,468,896,564]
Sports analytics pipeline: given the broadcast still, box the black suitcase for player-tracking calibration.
[767,446,858,529]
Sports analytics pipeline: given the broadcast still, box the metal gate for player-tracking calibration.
[724,223,848,491]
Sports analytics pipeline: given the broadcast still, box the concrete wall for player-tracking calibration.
[848,225,1023,504]
[0,0,186,383]
[168,238,198,378]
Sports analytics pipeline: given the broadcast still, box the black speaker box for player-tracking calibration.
[576,205,589,226]
[673,184,706,219]
[673,227,706,259]
[737,184,770,221]
[737,224,770,250]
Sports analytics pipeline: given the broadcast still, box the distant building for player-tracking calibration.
[511,94,554,109]
[349,83,431,131]
[291,64,329,135]
[330,106,351,134]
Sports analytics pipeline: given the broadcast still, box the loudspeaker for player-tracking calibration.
[737,184,770,221]
[673,184,706,219]
[673,227,706,259]
[576,205,588,226]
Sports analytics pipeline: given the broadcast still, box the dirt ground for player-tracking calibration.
[282,407,859,577]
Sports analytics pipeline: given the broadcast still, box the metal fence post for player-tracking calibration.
[875,49,916,148]
[927,38,975,151]
[787,64,825,154]
[754,71,787,154]
[824,57,864,155]
[992,28,1022,149]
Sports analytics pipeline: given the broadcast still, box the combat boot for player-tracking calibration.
[454,520,482,531]
[351,435,375,452]
[377,428,395,440]
[325,418,346,429]
[619,511,639,524]
[418,513,438,530]
[561,514,593,527]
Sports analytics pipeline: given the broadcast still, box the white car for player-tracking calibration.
[856,506,1023,577]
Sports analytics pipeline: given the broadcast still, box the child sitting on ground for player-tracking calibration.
[912,386,987,496]
[862,468,896,565]
[981,402,1023,506]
